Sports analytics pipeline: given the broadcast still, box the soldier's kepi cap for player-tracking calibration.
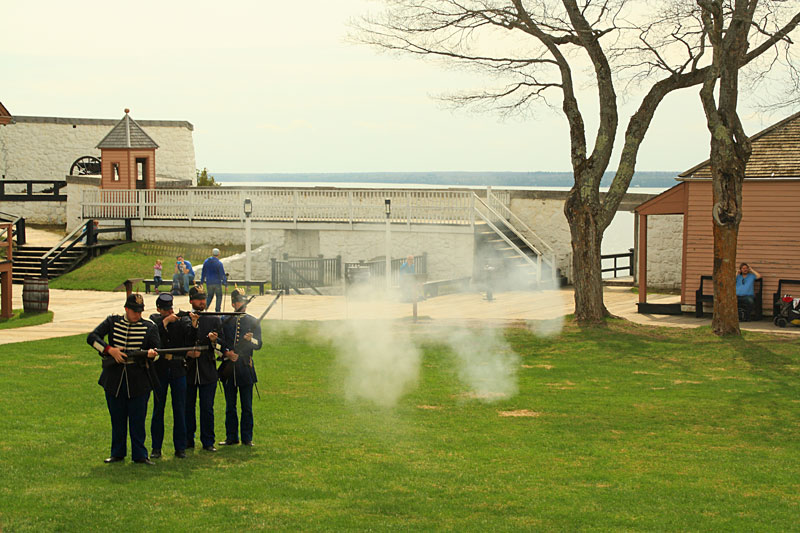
[156,293,174,309]
[231,287,247,304]
[124,293,145,312]
[188,284,206,301]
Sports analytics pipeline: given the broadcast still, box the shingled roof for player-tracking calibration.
[0,101,11,125]
[680,111,800,179]
[96,110,159,149]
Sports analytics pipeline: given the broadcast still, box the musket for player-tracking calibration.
[257,292,282,322]
[177,310,247,317]
[120,346,215,359]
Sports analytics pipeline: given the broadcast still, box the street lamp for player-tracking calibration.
[385,198,391,293]
[244,197,252,282]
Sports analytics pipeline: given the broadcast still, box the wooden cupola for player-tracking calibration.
[96,108,159,189]
[0,101,11,125]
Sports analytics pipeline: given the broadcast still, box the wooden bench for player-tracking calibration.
[695,275,763,320]
[143,279,268,295]
[422,277,471,299]
[772,279,800,316]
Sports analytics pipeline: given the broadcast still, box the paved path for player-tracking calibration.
[1,284,795,346]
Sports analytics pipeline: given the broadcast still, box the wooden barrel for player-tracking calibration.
[22,277,49,313]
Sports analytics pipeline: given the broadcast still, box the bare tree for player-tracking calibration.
[696,0,799,335]
[355,0,800,325]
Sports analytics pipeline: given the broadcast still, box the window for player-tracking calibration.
[112,163,120,181]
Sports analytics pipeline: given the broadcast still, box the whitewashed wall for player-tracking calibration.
[645,215,683,290]
[0,118,195,182]
[0,201,65,224]
[508,194,573,276]
[129,223,473,282]
[60,185,671,285]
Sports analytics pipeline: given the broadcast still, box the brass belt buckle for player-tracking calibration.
[165,353,173,361]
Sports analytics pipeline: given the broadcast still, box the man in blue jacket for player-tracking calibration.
[201,248,227,312]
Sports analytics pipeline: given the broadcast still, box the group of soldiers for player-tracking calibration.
[87,284,262,465]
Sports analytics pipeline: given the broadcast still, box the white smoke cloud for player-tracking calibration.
[443,323,520,402]
[324,318,421,408]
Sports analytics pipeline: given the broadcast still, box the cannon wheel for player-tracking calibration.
[69,156,101,175]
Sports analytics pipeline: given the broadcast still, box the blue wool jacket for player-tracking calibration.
[201,256,226,285]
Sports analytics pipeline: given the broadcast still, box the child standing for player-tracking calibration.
[153,259,163,294]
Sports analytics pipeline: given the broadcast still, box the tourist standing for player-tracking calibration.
[149,293,191,459]
[201,248,227,312]
[153,259,163,294]
[219,288,262,446]
[87,293,160,465]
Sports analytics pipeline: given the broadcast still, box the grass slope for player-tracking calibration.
[0,321,798,531]
[49,242,244,292]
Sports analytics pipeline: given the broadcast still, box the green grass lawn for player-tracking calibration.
[0,309,53,329]
[49,242,245,291]
[0,320,798,531]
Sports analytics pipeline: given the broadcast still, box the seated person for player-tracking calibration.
[172,255,195,295]
[735,262,761,318]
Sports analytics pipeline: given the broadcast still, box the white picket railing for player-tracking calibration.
[81,188,479,225]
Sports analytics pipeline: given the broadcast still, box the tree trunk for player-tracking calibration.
[565,191,606,325]
[712,219,740,335]
[710,152,745,336]
[708,132,746,336]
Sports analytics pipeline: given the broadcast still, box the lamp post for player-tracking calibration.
[385,198,391,293]
[244,197,253,282]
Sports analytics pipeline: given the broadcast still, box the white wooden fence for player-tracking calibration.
[81,188,504,226]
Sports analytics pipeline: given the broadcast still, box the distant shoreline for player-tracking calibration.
[213,170,679,189]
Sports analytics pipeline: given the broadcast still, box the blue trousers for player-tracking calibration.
[186,382,216,448]
[206,284,223,312]
[223,380,254,443]
[105,388,150,461]
[172,273,195,294]
[150,370,187,452]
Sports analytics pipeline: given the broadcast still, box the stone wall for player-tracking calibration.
[645,214,683,290]
[59,185,674,285]
[0,201,65,225]
[130,222,473,283]
[0,117,195,182]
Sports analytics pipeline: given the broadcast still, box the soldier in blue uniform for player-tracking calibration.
[149,293,191,459]
[184,284,231,452]
[219,288,262,447]
[87,293,160,465]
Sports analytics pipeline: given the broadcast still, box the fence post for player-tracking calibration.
[293,191,299,228]
[125,219,133,241]
[348,191,353,227]
[16,217,25,246]
[406,192,411,227]
[629,248,635,276]
[138,190,145,222]
[336,255,342,280]
[188,189,194,222]
[271,258,277,291]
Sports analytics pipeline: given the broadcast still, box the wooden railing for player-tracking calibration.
[344,253,427,286]
[0,212,25,246]
[270,255,342,294]
[81,188,480,225]
[0,180,67,201]
[601,249,634,278]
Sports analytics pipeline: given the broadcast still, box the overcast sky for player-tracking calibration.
[2,0,796,175]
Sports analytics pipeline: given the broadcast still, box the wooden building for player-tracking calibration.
[636,111,800,316]
[0,102,11,126]
[96,109,158,190]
